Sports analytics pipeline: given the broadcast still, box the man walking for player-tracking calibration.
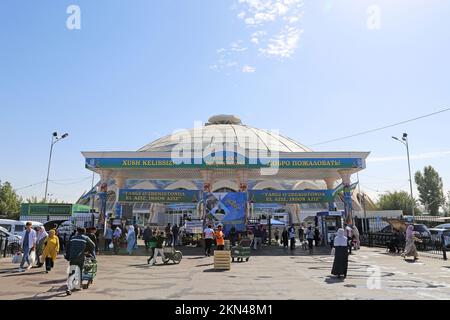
[112,226,122,254]
[148,232,166,265]
[65,227,95,295]
[104,224,113,252]
[143,225,152,251]
[172,224,179,246]
[19,222,37,272]
[203,224,215,256]
[288,224,296,250]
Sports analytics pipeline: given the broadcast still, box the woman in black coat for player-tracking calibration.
[281,227,289,248]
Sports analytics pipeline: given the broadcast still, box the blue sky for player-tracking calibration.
[1,0,449,204]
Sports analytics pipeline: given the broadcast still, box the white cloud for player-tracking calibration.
[242,65,256,73]
[245,17,255,25]
[237,11,246,19]
[211,0,304,73]
[259,26,301,58]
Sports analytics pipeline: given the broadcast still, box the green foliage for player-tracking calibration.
[0,181,22,219]
[25,196,66,204]
[443,191,450,216]
[376,191,418,215]
[414,166,445,215]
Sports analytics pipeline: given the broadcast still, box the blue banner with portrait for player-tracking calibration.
[203,192,247,235]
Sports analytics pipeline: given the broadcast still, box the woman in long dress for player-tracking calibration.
[331,228,348,279]
[41,229,60,273]
[127,226,136,255]
[401,225,419,260]
[352,226,360,250]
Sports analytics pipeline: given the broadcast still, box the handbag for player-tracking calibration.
[331,248,335,256]
[12,252,23,264]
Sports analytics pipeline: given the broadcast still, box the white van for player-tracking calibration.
[0,219,43,237]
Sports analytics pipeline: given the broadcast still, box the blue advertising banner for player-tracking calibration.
[86,156,364,170]
[118,189,200,203]
[203,192,247,234]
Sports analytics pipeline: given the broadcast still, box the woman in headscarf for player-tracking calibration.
[401,225,419,261]
[331,228,348,279]
[35,226,49,268]
[127,225,136,255]
[352,226,360,250]
[41,229,60,273]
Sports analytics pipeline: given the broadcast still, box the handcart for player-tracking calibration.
[163,246,183,264]
[231,238,252,262]
[81,254,97,289]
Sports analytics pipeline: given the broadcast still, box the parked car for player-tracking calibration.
[0,226,22,254]
[429,228,450,242]
[434,223,450,230]
[0,219,26,237]
[380,223,431,239]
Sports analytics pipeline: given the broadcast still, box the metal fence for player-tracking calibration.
[0,236,21,259]
[356,216,448,260]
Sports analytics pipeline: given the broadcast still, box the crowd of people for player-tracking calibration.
[13,219,422,287]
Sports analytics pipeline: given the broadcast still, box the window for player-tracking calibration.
[0,224,11,232]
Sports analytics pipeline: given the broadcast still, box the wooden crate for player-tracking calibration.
[214,250,231,270]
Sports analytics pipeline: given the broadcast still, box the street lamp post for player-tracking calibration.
[44,132,69,203]
[392,133,415,220]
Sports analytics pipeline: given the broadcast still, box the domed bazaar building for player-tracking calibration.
[78,115,370,232]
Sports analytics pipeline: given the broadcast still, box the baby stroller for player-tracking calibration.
[81,254,97,289]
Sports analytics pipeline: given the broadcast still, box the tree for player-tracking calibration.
[414,166,445,215]
[443,191,450,216]
[377,191,418,215]
[25,196,66,204]
[0,181,22,219]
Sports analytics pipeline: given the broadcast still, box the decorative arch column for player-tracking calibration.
[339,170,353,224]
[324,177,337,211]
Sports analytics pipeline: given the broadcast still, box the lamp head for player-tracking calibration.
[402,133,407,141]
[52,132,58,137]
[61,133,69,139]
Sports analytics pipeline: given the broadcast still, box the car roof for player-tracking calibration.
[0,219,25,225]
[429,228,447,231]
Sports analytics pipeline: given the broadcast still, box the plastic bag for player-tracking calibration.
[109,242,114,249]
[12,252,23,264]
[331,248,335,256]
[29,250,36,266]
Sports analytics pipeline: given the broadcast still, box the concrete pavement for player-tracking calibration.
[1,246,449,300]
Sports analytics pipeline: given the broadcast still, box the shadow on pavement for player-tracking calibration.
[324,276,345,284]
[195,263,214,267]
[203,268,229,272]
[40,278,67,285]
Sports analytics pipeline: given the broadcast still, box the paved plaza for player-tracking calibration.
[1,246,450,300]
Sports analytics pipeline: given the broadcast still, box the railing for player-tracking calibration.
[0,236,21,259]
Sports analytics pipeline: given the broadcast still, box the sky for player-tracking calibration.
[0,0,449,205]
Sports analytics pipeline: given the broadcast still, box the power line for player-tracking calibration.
[15,181,46,191]
[310,107,450,146]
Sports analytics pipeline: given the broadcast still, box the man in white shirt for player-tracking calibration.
[203,224,215,257]
[19,222,37,272]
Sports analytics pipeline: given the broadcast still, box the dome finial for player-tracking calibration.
[207,114,242,125]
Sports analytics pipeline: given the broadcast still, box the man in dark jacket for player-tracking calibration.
[65,228,95,295]
[143,226,153,251]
